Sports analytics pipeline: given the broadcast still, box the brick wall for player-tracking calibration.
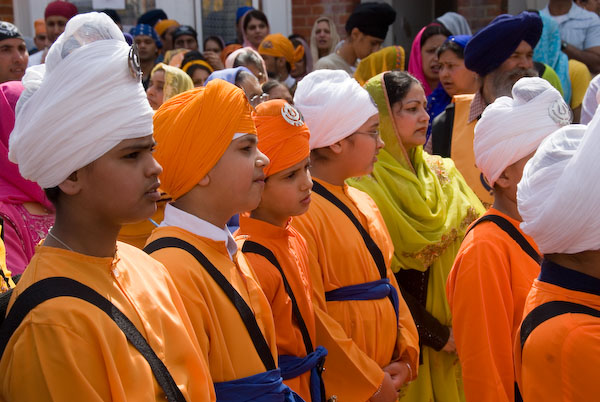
[457,0,507,32]
[291,0,361,42]
[0,0,14,23]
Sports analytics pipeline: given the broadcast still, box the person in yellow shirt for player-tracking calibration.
[0,12,214,402]
[292,69,419,402]
[146,78,301,401]
[236,99,327,401]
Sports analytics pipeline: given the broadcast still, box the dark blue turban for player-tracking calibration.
[346,2,397,40]
[137,9,168,27]
[464,11,542,76]
[130,24,162,49]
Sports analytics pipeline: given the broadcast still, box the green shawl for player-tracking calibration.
[348,73,484,402]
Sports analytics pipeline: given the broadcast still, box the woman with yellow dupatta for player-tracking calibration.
[354,45,405,86]
[349,71,484,402]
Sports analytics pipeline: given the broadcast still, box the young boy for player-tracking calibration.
[292,70,419,402]
[147,79,298,401]
[514,121,598,401]
[446,77,571,402]
[236,99,326,402]
[0,13,214,402]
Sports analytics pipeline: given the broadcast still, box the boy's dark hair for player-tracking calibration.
[243,10,269,32]
[383,70,422,106]
[44,186,62,207]
[436,39,465,59]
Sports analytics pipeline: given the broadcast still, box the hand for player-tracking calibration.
[442,327,456,354]
[383,361,410,390]
[369,372,398,402]
[203,51,224,71]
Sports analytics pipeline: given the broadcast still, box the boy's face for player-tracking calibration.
[207,134,269,214]
[340,114,383,177]
[255,157,312,224]
[75,135,162,226]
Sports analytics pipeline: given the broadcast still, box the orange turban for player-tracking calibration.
[154,19,179,36]
[253,99,310,177]
[34,19,46,34]
[258,33,304,70]
[153,79,256,200]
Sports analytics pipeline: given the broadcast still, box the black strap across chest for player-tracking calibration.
[311,181,387,279]
[144,237,276,371]
[242,240,314,354]
[0,277,186,402]
[465,214,541,264]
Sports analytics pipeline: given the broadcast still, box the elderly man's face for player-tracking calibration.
[497,40,534,73]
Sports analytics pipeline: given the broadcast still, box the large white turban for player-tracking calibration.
[474,77,570,186]
[9,12,153,189]
[293,69,378,150]
[517,123,592,254]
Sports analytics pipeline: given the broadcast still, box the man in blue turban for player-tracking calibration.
[430,11,542,206]
[130,23,162,90]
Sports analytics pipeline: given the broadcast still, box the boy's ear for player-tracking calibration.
[198,175,210,187]
[328,140,344,155]
[494,169,511,190]
[58,171,82,196]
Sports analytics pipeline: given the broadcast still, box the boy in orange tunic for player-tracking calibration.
[446,77,571,402]
[236,99,326,402]
[292,70,419,402]
[0,12,214,402]
[147,79,301,401]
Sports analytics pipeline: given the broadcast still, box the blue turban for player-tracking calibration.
[130,23,162,48]
[204,67,252,86]
[236,6,254,23]
[464,11,542,76]
[137,9,167,27]
[447,34,471,49]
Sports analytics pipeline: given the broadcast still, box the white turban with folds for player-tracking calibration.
[474,77,570,186]
[293,69,378,150]
[517,123,592,254]
[9,12,153,189]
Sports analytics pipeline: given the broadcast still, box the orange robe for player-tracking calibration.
[446,208,540,402]
[0,242,214,402]
[146,225,278,382]
[292,178,419,401]
[514,261,600,402]
[236,215,316,402]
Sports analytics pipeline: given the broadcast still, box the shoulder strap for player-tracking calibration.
[144,237,276,371]
[520,300,600,350]
[465,214,541,264]
[0,277,186,402]
[311,181,387,279]
[242,240,314,354]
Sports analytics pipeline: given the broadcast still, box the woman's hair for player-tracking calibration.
[436,39,465,59]
[243,10,269,32]
[203,36,224,51]
[235,70,254,87]
[384,71,422,106]
[234,50,265,74]
[262,79,283,93]
[186,63,212,77]
[181,50,206,66]
[420,24,452,48]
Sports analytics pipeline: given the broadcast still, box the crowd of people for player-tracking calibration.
[0,0,598,401]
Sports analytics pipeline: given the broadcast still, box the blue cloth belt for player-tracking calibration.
[279,345,328,402]
[214,368,305,402]
[325,278,400,322]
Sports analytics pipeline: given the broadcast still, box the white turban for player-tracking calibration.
[517,123,592,254]
[474,77,570,187]
[9,12,153,189]
[293,69,378,150]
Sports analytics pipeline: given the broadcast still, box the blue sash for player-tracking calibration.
[214,368,305,402]
[325,278,400,321]
[279,345,328,402]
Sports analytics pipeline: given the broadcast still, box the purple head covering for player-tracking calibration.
[0,81,53,209]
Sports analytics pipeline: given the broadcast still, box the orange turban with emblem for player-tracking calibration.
[153,79,256,200]
[253,99,310,177]
[258,33,304,70]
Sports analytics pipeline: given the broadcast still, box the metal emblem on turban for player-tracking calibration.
[548,99,572,126]
[281,103,304,126]
[0,21,18,37]
[261,40,273,49]
[128,43,142,82]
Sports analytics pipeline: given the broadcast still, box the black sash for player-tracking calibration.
[242,240,314,354]
[465,214,541,264]
[0,277,186,402]
[144,237,276,371]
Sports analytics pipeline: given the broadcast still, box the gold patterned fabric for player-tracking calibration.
[150,63,194,104]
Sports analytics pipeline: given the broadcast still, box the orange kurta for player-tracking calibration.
[292,178,419,401]
[146,225,278,382]
[514,261,600,402]
[0,242,214,402]
[236,215,316,402]
[446,208,540,402]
